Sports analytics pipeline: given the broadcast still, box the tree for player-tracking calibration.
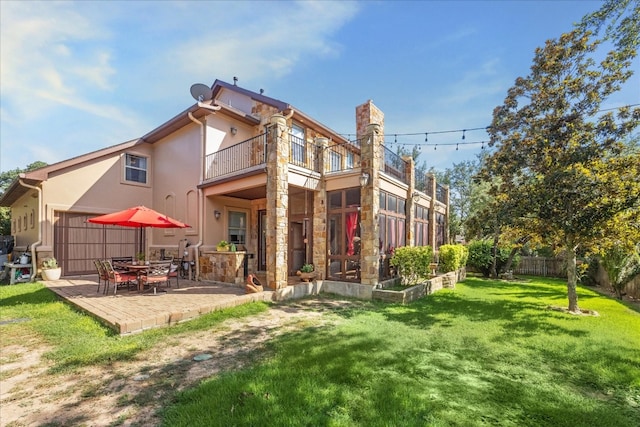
[482,0,640,312]
[601,244,640,299]
[0,161,48,235]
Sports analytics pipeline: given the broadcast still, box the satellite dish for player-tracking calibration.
[190,83,213,102]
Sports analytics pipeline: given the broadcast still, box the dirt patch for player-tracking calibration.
[0,298,358,427]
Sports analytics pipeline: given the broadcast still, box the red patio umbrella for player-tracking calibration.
[88,206,190,228]
[88,206,190,254]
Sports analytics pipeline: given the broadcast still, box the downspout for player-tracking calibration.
[188,107,218,280]
[18,175,42,281]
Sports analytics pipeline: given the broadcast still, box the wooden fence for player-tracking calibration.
[514,256,566,278]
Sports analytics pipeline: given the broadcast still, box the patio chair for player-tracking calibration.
[139,261,171,294]
[102,260,137,295]
[94,259,109,294]
[111,256,133,272]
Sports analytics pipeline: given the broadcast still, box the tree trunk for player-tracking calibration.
[566,244,579,312]
[504,235,531,272]
[490,232,499,279]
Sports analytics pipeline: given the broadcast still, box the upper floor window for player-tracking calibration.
[125,154,148,184]
[329,151,342,172]
[290,124,305,165]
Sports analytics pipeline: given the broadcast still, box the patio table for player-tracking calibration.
[124,263,150,292]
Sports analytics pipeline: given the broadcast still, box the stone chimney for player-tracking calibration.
[355,100,384,142]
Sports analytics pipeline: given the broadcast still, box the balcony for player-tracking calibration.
[205,133,267,181]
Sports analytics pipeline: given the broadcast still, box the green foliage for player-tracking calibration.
[42,257,58,269]
[467,240,518,277]
[479,1,640,311]
[601,244,640,299]
[438,244,469,273]
[300,263,314,273]
[389,246,433,286]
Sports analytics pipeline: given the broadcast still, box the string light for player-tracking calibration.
[462,130,466,140]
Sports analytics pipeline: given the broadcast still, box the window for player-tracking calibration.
[228,211,246,245]
[125,154,148,184]
[291,124,305,165]
[414,205,430,247]
[329,151,342,172]
[379,190,406,255]
[346,152,354,169]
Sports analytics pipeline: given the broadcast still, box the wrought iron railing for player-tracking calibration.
[436,183,447,204]
[204,133,266,180]
[289,133,320,172]
[327,142,361,172]
[381,146,408,183]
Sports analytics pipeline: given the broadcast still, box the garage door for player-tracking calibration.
[54,212,140,276]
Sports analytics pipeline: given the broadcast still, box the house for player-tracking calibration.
[0,79,449,299]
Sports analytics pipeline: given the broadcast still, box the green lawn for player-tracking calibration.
[1,278,638,426]
[161,277,640,427]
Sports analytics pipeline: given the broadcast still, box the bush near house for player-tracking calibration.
[390,246,433,286]
[467,239,519,277]
[438,244,469,273]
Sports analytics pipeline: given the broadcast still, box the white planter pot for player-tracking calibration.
[42,268,62,281]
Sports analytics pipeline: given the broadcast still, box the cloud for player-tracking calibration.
[0,1,122,124]
[167,1,360,82]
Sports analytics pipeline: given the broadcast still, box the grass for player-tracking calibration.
[0,282,270,372]
[161,277,640,427]
[2,278,639,426]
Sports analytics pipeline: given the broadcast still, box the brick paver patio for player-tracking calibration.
[43,276,274,334]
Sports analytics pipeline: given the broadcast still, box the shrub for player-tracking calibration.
[390,246,433,286]
[467,240,516,277]
[438,244,469,273]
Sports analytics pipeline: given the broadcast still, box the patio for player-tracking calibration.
[43,276,274,335]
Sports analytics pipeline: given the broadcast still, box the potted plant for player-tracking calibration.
[296,263,316,282]
[216,240,230,251]
[41,257,62,280]
[135,252,145,265]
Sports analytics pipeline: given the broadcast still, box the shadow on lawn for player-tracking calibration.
[381,289,589,339]
[159,322,637,426]
[0,286,58,308]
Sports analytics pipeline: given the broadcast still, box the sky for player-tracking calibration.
[1,0,638,174]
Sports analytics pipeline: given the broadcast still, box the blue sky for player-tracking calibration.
[1,0,638,174]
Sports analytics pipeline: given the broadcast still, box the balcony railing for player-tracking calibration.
[381,146,408,184]
[327,142,361,173]
[290,133,321,172]
[436,183,447,204]
[205,133,266,180]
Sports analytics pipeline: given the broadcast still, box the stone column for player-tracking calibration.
[266,114,289,289]
[312,137,329,279]
[360,123,382,286]
[403,155,416,247]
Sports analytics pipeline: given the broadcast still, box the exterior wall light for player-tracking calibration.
[359,172,370,187]
[214,210,221,220]
[230,127,238,135]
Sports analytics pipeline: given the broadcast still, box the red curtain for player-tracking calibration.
[346,212,358,255]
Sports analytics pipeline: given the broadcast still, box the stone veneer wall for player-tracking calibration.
[265,114,289,289]
[199,251,246,285]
